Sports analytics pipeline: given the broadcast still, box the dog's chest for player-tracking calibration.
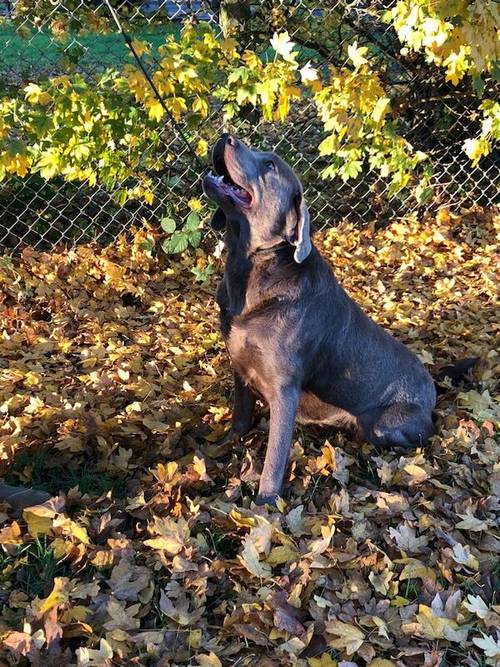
[226,324,269,396]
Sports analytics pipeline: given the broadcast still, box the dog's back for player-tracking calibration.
[223,242,435,431]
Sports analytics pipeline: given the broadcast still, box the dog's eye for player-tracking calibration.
[265,160,276,172]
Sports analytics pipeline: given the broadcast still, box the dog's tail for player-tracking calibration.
[434,357,479,394]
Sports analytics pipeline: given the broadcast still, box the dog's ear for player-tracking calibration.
[209,207,227,231]
[288,192,311,263]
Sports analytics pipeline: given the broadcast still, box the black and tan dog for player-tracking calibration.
[203,134,469,505]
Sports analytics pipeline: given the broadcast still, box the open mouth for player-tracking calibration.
[205,172,253,208]
[205,150,252,208]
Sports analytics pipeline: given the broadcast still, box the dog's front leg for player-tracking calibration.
[256,385,300,505]
[231,371,256,437]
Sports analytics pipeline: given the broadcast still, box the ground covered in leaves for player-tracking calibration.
[0,209,499,667]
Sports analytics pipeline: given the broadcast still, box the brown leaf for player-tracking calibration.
[273,606,306,635]
[233,623,268,646]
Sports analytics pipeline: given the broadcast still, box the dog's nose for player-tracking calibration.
[219,133,234,146]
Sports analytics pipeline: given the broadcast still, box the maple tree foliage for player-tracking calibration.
[1,3,498,232]
[0,209,498,665]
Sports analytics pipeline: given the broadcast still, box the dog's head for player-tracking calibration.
[202,134,311,263]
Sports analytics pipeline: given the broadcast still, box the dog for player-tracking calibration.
[202,134,464,505]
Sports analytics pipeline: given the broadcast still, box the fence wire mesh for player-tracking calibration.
[0,0,498,251]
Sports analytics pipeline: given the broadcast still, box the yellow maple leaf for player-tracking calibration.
[131,40,150,57]
[403,604,464,640]
[24,83,52,105]
[55,516,90,544]
[195,140,208,157]
[196,653,222,667]
[0,520,23,545]
[399,558,436,581]
[372,97,390,123]
[308,654,337,667]
[61,605,91,623]
[38,576,69,613]
[348,41,369,68]
[147,98,165,122]
[144,516,190,555]
[192,455,211,482]
[189,629,202,649]
[23,504,56,537]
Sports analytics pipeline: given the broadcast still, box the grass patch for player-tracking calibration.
[7,449,127,498]
[198,526,240,559]
[1,538,69,599]
[0,22,179,76]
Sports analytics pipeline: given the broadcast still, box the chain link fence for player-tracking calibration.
[0,0,498,251]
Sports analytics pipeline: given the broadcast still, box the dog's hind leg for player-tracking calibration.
[231,371,257,437]
[360,403,434,449]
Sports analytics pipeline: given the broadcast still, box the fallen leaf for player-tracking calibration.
[196,653,223,667]
[389,523,429,553]
[239,537,272,577]
[75,638,113,666]
[326,621,365,655]
[37,576,69,614]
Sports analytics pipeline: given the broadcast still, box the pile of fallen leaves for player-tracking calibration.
[0,208,498,667]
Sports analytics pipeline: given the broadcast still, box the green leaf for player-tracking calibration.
[339,160,363,181]
[7,139,27,156]
[187,230,202,248]
[227,67,249,84]
[166,175,182,188]
[190,263,215,283]
[162,232,189,255]
[415,185,433,206]
[184,212,200,231]
[471,75,485,97]
[140,239,155,254]
[160,217,176,234]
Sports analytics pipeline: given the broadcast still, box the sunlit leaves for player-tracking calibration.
[386,1,499,164]
[0,22,433,211]
[24,83,52,106]
[315,58,429,195]
[388,1,499,83]
[463,100,500,165]
[347,41,369,68]
[239,537,272,577]
[270,31,297,63]
[0,212,498,664]
[37,577,69,614]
